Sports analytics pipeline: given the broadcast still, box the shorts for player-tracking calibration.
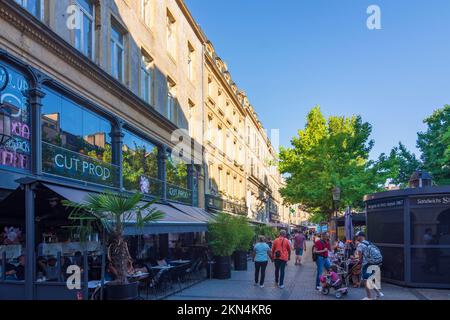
[362,264,378,280]
[295,248,303,256]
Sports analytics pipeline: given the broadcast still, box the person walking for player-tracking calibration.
[252,236,271,288]
[271,230,291,289]
[293,230,307,266]
[355,231,384,300]
[313,232,331,291]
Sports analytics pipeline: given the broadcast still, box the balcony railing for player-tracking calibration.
[206,194,247,216]
[166,182,193,205]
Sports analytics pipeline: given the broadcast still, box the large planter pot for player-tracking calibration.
[233,250,248,271]
[104,282,139,300]
[213,256,231,279]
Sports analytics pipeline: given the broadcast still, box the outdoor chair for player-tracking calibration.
[185,259,201,283]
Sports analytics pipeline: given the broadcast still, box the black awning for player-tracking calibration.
[42,183,92,204]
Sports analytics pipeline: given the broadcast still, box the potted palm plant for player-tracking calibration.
[233,216,254,271]
[64,192,163,300]
[207,212,239,279]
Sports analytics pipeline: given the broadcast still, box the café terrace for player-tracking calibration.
[0,52,214,300]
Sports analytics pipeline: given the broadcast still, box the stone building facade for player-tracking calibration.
[0,0,291,224]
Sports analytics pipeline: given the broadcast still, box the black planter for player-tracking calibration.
[213,256,231,279]
[104,282,139,300]
[233,251,248,271]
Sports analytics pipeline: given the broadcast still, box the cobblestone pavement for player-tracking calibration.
[168,241,450,300]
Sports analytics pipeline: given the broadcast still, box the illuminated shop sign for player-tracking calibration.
[0,63,31,170]
[42,142,119,188]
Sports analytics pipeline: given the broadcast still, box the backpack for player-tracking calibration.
[362,240,383,265]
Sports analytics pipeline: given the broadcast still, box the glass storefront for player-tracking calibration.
[41,87,119,187]
[0,62,31,171]
[122,128,161,195]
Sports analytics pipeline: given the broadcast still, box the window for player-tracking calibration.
[166,152,187,189]
[140,0,151,27]
[188,100,195,137]
[122,129,159,194]
[217,126,223,151]
[0,63,31,171]
[207,76,213,97]
[167,78,176,122]
[207,118,212,142]
[140,51,153,105]
[166,10,176,58]
[73,0,95,59]
[110,23,125,82]
[187,42,195,81]
[15,0,44,20]
[218,167,223,191]
[41,87,116,187]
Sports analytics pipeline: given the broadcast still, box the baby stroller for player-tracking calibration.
[321,273,348,299]
[320,264,349,299]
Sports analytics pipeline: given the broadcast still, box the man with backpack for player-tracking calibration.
[355,231,384,300]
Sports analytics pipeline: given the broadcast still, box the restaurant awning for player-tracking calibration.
[43,183,92,204]
[42,183,208,236]
[168,203,216,223]
[123,203,208,235]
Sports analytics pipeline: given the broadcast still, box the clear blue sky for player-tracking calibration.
[185,0,450,159]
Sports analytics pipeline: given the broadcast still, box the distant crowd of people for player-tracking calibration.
[251,229,385,300]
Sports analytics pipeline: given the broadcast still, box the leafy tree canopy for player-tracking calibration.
[279,106,383,220]
[374,142,422,188]
[417,105,450,185]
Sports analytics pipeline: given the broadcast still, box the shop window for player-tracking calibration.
[122,129,159,195]
[41,88,116,187]
[166,152,187,189]
[0,63,31,171]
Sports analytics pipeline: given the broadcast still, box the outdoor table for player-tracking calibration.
[150,265,174,270]
[88,280,110,289]
[169,260,191,265]
[128,272,150,282]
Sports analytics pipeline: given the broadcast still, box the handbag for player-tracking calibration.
[275,238,284,259]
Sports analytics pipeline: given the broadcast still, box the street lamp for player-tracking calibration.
[331,186,341,242]
[0,105,12,145]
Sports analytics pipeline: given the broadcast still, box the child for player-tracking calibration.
[320,265,340,289]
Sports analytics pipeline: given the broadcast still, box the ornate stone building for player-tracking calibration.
[0,0,289,223]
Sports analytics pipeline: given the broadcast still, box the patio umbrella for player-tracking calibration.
[344,206,354,242]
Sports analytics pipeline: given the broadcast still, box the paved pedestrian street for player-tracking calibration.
[168,242,450,301]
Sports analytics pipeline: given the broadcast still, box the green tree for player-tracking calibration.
[374,142,422,187]
[417,105,450,185]
[279,106,382,221]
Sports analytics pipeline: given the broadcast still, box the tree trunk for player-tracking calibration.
[108,230,132,284]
